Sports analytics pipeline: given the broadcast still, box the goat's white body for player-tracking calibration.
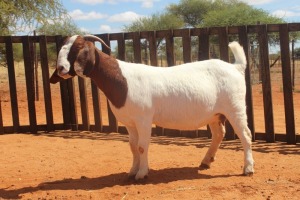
[110,59,246,130]
[108,43,253,180]
[54,37,254,180]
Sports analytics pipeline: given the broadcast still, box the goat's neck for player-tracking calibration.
[88,49,128,109]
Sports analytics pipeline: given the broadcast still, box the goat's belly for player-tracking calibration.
[152,108,215,130]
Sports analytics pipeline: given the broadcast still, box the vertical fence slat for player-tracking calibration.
[218,27,235,140]
[148,31,158,66]
[91,80,102,132]
[165,30,175,66]
[55,35,71,129]
[39,35,55,132]
[67,78,78,131]
[196,28,209,61]
[5,36,20,132]
[133,32,142,63]
[238,26,256,141]
[78,77,90,131]
[182,29,192,63]
[257,24,275,142]
[279,24,296,144]
[22,36,37,133]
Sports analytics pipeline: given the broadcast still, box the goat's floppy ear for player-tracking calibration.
[50,68,65,84]
[74,41,96,77]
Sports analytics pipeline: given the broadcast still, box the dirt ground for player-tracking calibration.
[0,64,300,199]
[0,132,299,200]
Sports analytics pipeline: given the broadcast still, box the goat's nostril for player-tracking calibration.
[57,66,64,73]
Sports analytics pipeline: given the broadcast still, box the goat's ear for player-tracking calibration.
[74,41,96,77]
[50,69,65,84]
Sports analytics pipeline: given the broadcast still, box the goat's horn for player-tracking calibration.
[83,35,110,50]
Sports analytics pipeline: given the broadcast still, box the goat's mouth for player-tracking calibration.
[49,66,76,84]
[57,64,77,79]
[57,66,73,79]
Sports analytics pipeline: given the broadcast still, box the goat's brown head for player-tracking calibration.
[50,35,110,84]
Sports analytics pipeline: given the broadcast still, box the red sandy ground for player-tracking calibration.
[0,66,300,199]
[0,132,299,199]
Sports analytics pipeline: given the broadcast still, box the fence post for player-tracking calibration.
[5,36,20,133]
[279,24,296,144]
[22,36,37,134]
[238,26,256,141]
[39,35,55,132]
[257,24,275,142]
[78,76,90,131]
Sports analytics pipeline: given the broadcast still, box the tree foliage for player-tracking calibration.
[0,0,84,67]
[167,0,285,28]
[0,0,67,35]
[124,12,184,32]
[36,17,85,36]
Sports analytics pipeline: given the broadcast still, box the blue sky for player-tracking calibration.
[62,0,300,34]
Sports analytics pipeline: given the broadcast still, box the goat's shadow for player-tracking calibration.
[0,167,243,199]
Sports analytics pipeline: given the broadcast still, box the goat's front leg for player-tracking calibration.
[134,120,152,180]
[126,126,140,178]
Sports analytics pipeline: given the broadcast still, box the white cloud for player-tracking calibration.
[74,0,157,8]
[108,11,143,23]
[272,10,300,18]
[74,0,116,5]
[141,0,153,8]
[240,0,275,5]
[99,25,112,33]
[69,9,107,20]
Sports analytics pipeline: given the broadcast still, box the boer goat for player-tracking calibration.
[50,35,254,180]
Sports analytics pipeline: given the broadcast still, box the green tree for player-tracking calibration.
[0,0,67,36]
[0,0,83,67]
[167,0,285,28]
[202,3,284,27]
[36,17,85,36]
[124,12,184,32]
[124,13,184,65]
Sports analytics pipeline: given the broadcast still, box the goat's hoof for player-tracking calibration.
[243,165,254,176]
[243,171,254,177]
[135,169,149,180]
[199,163,210,170]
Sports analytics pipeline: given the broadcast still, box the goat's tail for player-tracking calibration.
[229,41,247,74]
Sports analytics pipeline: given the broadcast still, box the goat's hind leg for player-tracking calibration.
[126,126,140,179]
[200,115,226,169]
[226,114,254,176]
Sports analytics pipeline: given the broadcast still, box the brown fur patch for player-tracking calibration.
[88,49,128,108]
[138,146,144,154]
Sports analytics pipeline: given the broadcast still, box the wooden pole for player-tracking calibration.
[34,30,39,101]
